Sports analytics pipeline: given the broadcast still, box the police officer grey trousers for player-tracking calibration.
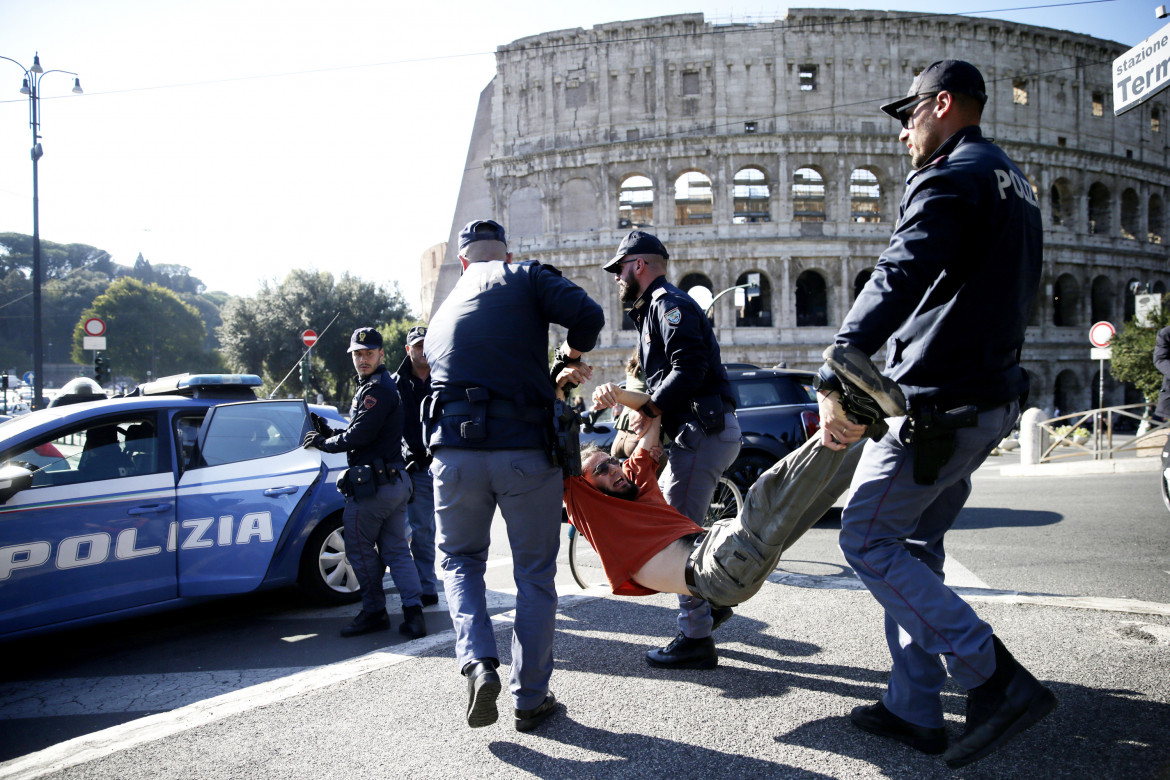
[687,434,865,608]
[659,413,742,637]
[343,476,423,614]
[432,447,563,712]
[406,468,439,597]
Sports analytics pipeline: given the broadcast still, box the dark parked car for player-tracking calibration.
[723,367,820,491]
[577,366,821,492]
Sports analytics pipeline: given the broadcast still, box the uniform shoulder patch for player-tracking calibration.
[363,395,377,410]
[665,307,682,326]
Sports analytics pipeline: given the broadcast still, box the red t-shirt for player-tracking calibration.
[563,447,703,596]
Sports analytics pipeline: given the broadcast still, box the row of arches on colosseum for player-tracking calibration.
[1042,366,1142,418]
[615,265,1166,331]
[504,166,1168,245]
[615,168,884,227]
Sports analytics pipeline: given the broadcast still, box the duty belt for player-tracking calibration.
[435,399,547,425]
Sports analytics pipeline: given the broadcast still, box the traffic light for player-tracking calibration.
[94,355,109,385]
[299,355,311,393]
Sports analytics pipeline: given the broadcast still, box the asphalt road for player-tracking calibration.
[1,456,1168,776]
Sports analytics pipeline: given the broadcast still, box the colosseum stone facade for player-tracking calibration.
[429,9,1170,414]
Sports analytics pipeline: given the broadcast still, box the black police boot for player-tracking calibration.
[514,692,558,732]
[420,593,440,607]
[943,635,1057,769]
[464,659,501,728]
[645,632,717,670]
[398,604,427,639]
[822,344,907,423]
[339,608,390,637]
[850,700,948,754]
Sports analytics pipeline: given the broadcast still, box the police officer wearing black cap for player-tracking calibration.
[304,326,427,639]
[393,325,439,606]
[425,219,603,732]
[602,230,742,670]
[813,60,1054,768]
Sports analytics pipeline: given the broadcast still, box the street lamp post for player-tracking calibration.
[0,52,82,410]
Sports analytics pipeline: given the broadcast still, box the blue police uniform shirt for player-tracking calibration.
[627,276,735,438]
[424,259,604,450]
[836,125,1042,408]
[318,364,405,468]
[393,354,430,468]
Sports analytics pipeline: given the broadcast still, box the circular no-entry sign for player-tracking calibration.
[301,329,318,347]
[83,317,106,337]
[1089,321,1115,348]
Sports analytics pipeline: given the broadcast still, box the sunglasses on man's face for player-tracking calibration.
[592,457,622,477]
[896,93,938,128]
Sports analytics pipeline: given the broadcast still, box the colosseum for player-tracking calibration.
[428,8,1170,415]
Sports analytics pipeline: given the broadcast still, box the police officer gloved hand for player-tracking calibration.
[303,430,326,449]
[310,412,334,436]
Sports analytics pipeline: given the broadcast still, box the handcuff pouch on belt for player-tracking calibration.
[550,399,582,477]
[899,403,978,485]
[691,393,727,434]
[337,457,395,501]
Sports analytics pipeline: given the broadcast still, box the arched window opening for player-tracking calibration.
[792,168,826,222]
[795,270,828,326]
[674,171,713,225]
[1149,194,1164,244]
[679,272,715,325]
[618,175,654,229]
[1090,276,1112,323]
[735,271,772,327]
[1125,278,1139,321]
[1121,189,1140,240]
[1053,273,1080,327]
[733,167,771,223]
[1088,183,1110,235]
[849,169,882,223]
[1050,178,1073,227]
[1054,370,1082,417]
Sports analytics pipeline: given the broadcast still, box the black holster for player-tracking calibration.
[337,464,377,501]
[460,387,490,441]
[900,403,978,485]
[550,399,582,477]
[691,393,727,433]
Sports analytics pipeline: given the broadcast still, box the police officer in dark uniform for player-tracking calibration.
[304,327,426,639]
[814,61,1055,769]
[392,325,439,606]
[425,219,603,732]
[602,230,742,669]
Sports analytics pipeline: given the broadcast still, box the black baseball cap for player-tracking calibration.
[603,230,670,272]
[406,326,427,346]
[347,327,383,352]
[880,60,987,119]
[458,219,507,251]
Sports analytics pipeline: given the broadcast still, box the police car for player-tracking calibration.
[0,374,359,640]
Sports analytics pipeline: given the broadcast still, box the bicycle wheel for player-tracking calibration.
[703,476,743,528]
[567,525,607,589]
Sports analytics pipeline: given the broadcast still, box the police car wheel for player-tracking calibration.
[299,514,361,605]
[725,452,779,495]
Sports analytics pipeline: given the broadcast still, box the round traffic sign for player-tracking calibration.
[83,317,106,337]
[1089,321,1115,348]
[301,329,318,347]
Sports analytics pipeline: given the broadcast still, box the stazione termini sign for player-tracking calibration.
[1114,18,1170,116]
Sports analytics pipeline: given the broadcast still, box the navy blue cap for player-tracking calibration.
[880,60,987,119]
[458,219,507,251]
[347,327,383,352]
[406,326,427,345]
[604,230,669,272]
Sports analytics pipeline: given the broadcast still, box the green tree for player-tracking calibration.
[44,269,112,364]
[71,278,223,383]
[1110,294,1170,403]
[218,269,412,404]
[0,233,115,280]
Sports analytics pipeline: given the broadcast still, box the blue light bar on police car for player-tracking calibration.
[139,374,263,396]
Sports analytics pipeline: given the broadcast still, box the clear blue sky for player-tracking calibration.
[0,1,1158,314]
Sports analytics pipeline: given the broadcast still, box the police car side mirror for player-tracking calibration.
[0,462,34,503]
